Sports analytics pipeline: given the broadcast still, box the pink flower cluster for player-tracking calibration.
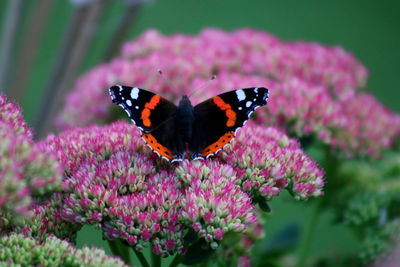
[0,95,63,227]
[20,193,80,242]
[56,28,399,157]
[0,94,33,140]
[39,121,323,255]
[122,29,367,97]
[0,233,128,266]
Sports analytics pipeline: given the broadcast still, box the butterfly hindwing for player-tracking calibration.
[190,87,269,159]
[109,85,184,161]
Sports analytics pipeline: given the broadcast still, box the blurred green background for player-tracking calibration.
[1,0,399,265]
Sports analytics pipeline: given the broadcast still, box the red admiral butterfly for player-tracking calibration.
[109,85,269,162]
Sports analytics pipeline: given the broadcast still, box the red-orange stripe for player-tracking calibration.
[141,95,161,127]
[201,132,235,157]
[142,133,174,160]
[212,96,237,127]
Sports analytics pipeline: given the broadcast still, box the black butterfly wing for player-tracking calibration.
[109,85,185,162]
[189,87,269,159]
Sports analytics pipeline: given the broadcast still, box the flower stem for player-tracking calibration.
[151,251,161,267]
[119,241,131,265]
[133,249,150,267]
[108,239,131,265]
[296,201,321,267]
[168,254,182,267]
[108,239,120,256]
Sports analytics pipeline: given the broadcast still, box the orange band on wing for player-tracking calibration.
[142,133,174,160]
[212,96,237,127]
[141,95,161,127]
[202,132,235,157]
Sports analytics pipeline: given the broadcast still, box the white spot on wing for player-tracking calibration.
[126,100,132,106]
[135,106,139,109]
[130,87,139,100]
[254,88,258,93]
[246,101,252,107]
[236,89,246,101]
[238,107,242,110]
[118,85,123,92]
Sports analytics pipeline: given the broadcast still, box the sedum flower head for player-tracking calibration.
[0,233,128,266]
[39,121,324,255]
[0,94,33,140]
[0,95,63,230]
[18,194,81,242]
[56,28,399,157]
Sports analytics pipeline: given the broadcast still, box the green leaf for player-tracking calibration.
[257,197,271,212]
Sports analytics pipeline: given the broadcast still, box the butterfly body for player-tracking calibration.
[109,85,269,162]
[176,95,195,143]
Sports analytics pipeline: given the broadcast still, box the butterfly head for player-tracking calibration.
[179,95,192,107]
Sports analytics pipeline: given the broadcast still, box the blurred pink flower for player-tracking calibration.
[19,193,80,242]
[56,28,399,157]
[0,95,63,229]
[39,121,324,255]
[0,94,33,140]
[238,255,251,267]
[0,233,129,266]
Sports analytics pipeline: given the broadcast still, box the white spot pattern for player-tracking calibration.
[235,89,246,101]
[130,87,139,100]
[246,101,252,107]
[126,100,132,106]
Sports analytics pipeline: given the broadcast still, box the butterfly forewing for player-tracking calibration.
[190,87,269,159]
[109,85,183,161]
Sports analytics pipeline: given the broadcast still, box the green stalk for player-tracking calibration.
[168,254,182,267]
[118,241,131,265]
[108,239,120,256]
[133,249,150,267]
[296,201,322,267]
[151,251,161,267]
[108,239,131,266]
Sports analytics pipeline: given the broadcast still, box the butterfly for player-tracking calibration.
[109,85,269,162]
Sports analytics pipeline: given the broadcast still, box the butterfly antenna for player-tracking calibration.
[188,75,217,98]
